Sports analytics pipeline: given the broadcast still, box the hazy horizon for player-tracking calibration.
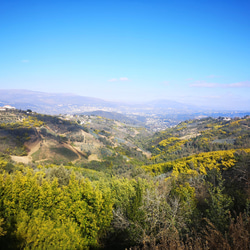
[1,0,250,110]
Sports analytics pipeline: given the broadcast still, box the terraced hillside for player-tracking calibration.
[0,110,152,166]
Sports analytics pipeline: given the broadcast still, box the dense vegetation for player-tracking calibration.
[143,116,250,162]
[0,110,249,249]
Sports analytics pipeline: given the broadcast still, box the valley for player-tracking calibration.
[1,0,250,248]
[0,108,249,249]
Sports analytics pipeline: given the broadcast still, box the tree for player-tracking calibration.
[205,169,233,232]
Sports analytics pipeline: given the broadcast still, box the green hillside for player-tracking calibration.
[0,110,151,167]
[0,110,249,249]
[143,116,250,162]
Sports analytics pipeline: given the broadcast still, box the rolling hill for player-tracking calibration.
[0,109,151,166]
[0,108,250,250]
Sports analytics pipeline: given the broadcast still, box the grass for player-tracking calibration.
[50,147,78,161]
[31,148,41,161]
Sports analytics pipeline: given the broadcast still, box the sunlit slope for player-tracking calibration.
[143,116,250,163]
[0,110,151,165]
[143,148,250,176]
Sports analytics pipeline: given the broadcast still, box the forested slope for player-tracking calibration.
[143,116,250,162]
[0,112,249,249]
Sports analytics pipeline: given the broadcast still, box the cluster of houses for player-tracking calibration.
[0,105,16,111]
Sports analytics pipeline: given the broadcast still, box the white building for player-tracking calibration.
[3,105,16,110]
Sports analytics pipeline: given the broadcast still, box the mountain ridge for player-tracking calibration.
[0,89,206,114]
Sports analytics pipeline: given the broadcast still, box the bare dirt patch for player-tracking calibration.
[88,154,101,161]
[11,155,31,164]
[179,133,201,140]
[136,148,152,158]
[11,138,41,164]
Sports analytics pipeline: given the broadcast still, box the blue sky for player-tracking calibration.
[0,0,250,109]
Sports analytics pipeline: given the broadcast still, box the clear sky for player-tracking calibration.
[0,0,250,109]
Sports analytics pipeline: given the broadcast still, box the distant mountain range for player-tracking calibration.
[0,89,113,114]
[0,89,206,114]
[0,89,249,116]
